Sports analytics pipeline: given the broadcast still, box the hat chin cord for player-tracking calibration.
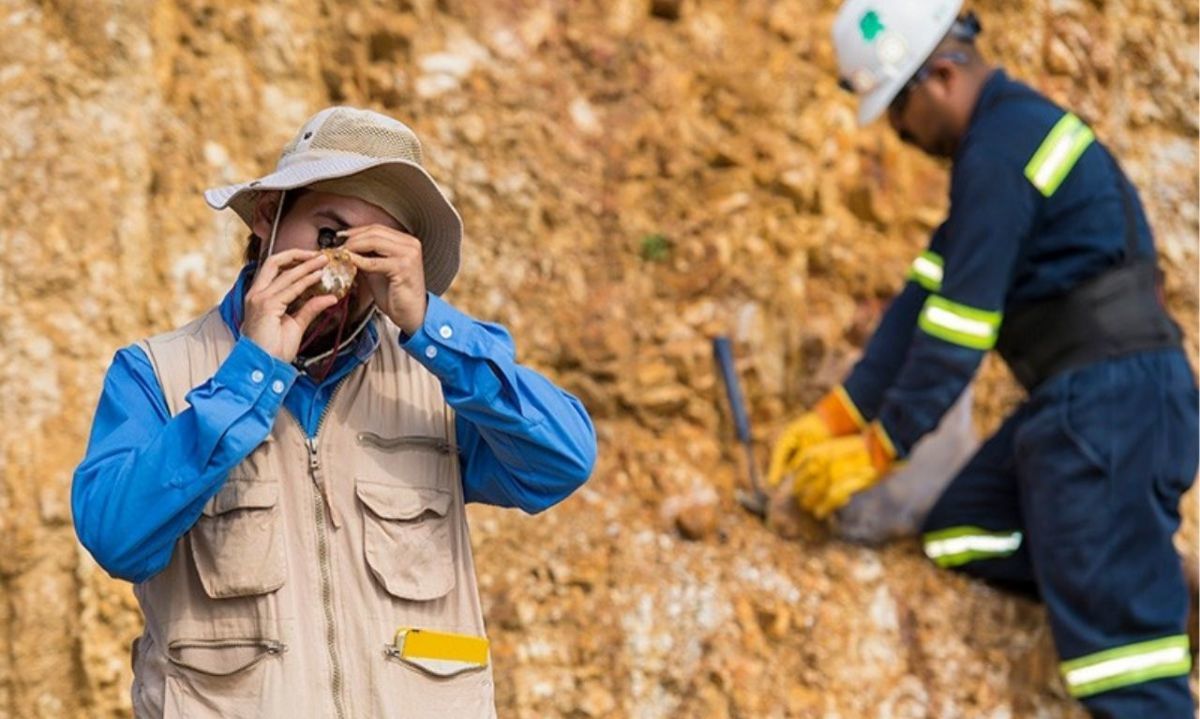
[259,188,287,264]
[254,188,374,382]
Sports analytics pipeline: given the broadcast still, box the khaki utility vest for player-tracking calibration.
[129,308,496,718]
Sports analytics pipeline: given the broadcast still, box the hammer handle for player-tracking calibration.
[712,337,752,444]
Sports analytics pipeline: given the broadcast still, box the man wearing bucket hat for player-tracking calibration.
[72,106,596,717]
[767,2,1197,716]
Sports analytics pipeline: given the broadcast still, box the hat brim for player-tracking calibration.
[857,87,898,126]
[204,155,462,295]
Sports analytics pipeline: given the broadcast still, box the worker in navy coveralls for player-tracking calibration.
[767,3,1198,716]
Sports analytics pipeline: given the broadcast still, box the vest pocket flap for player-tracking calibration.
[166,638,285,677]
[192,477,286,598]
[202,478,279,517]
[357,481,457,601]
[356,482,451,521]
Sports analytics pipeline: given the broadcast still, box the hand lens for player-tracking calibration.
[317,228,344,249]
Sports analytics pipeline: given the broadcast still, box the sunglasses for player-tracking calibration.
[888,51,970,114]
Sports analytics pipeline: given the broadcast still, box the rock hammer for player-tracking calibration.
[712,337,769,518]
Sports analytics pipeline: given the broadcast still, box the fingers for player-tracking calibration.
[795,443,845,513]
[811,497,838,520]
[812,469,877,519]
[292,294,341,330]
[797,463,828,513]
[273,265,329,306]
[794,436,880,518]
[264,254,329,300]
[342,232,421,262]
[768,413,833,489]
[245,253,332,334]
[342,231,423,285]
[793,452,821,509]
[250,249,320,292]
[812,473,854,518]
[345,253,393,275]
[766,435,798,489]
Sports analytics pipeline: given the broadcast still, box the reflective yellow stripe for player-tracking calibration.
[869,420,896,460]
[918,296,1003,350]
[923,526,1023,568]
[393,628,489,667]
[1061,635,1191,698]
[1025,113,1095,197]
[907,251,944,292]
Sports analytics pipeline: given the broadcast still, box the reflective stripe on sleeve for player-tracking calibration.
[922,526,1022,568]
[1060,635,1192,698]
[917,296,1003,350]
[1025,113,1095,197]
[907,251,944,292]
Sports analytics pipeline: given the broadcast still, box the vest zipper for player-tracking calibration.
[301,376,351,719]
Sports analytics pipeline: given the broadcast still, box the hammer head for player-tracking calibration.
[736,488,769,519]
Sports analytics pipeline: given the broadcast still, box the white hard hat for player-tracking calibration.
[832,0,964,125]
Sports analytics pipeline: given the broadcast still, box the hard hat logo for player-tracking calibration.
[859,10,885,41]
[848,68,878,95]
[877,34,908,69]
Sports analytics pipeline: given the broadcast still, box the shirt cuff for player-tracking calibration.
[876,413,910,460]
[213,337,300,413]
[399,294,482,377]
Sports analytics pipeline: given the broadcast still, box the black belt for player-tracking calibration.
[991,125,1182,392]
[995,259,1183,392]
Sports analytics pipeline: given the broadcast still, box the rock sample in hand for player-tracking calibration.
[292,248,357,310]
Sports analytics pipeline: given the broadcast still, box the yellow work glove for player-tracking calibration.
[793,421,898,519]
[766,385,866,488]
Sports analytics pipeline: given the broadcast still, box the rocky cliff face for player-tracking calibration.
[1,0,1195,716]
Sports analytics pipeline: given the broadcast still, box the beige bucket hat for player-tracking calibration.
[204,106,462,295]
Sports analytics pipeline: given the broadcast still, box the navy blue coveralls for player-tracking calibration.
[840,70,1198,716]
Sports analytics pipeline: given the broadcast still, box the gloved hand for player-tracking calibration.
[766,386,866,488]
[793,421,898,519]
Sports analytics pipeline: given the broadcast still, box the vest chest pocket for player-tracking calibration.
[191,478,286,599]
[356,480,456,601]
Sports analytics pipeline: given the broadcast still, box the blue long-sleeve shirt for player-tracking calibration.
[73,266,596,582]
[843,69,1155,455]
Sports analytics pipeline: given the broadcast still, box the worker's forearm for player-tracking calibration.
[842,281,928,419]
[874,336,984,456]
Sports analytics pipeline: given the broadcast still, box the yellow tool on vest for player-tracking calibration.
[388,628,490,673]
